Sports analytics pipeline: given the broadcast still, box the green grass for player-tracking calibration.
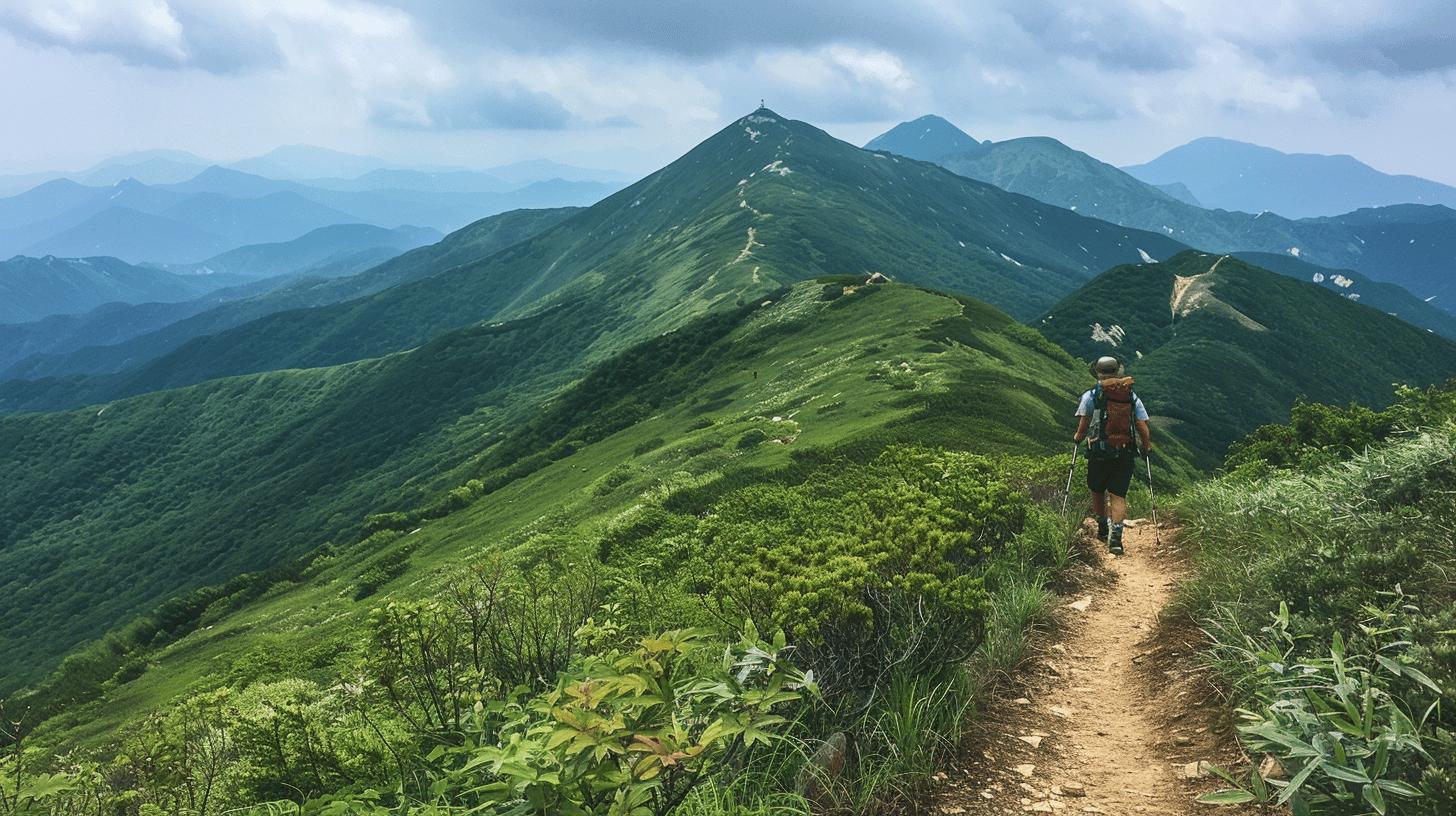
[11,282,1089,748]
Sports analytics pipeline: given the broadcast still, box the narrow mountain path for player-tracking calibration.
[932,520,1264,815]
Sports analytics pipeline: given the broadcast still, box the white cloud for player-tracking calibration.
[0,0,187,65]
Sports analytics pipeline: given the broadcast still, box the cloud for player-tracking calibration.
[2,0,1455,184]
[0,0,190,67]
[372,83,574,130]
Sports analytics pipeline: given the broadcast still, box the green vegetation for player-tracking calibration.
[1176,382,1456,814]
[1037,251,1456,464]
[1,280,1091,814]
[1231,252,1456,342]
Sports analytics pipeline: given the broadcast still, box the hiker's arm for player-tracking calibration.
[1136,419,1152,451]
[1073,415,1091,443]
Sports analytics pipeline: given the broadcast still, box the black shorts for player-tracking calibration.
[1087,454,1136,497]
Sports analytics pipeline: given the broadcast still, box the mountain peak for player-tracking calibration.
[864,115,981,163]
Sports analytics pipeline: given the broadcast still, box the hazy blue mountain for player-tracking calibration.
[0,150,211,196]
[156,191,361,246]
[0,208,577,381]
[482,158,633,185]
[22,207,228,264]
[0,255,239,324]
[226,144,401,180]
[863,114,981,162]
[302,168,514,193]
[0,179,102,230]
[1124,137,1456,218]
[165,223,440,279]
[1155,182,1201,206]
[164,165,300,197]
[78,154,211,187]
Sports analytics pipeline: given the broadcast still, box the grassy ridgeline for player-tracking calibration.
[1174,384,1456,814]
[2,282,1103,814]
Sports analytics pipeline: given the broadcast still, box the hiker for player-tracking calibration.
[1072,356,1152,555]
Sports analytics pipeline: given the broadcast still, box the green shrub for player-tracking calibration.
[697,445,1028,699]
[352,542,416,600]
[735,428,769,449]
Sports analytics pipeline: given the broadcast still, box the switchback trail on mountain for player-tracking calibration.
[932,521,1264,815]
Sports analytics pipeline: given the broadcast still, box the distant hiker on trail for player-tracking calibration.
[1073,356,1152,555]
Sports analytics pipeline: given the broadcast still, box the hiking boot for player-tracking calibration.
[1096,517,1109,541]
[1108,525,1124,556]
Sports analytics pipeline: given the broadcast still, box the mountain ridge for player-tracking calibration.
[1124,136,1456,218]
[0,108,1186,415]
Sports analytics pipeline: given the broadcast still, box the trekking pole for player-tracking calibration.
[1060,442,1079,516]
[1145,453,1162,546]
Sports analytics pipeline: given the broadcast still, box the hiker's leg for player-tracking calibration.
[1107,493,1126,524]
[1090,491,1105,517]
[1106,458,1135,554]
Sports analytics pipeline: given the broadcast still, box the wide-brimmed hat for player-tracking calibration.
[1088,355,1124,378]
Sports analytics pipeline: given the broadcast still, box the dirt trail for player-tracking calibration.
[932,520,1262,815]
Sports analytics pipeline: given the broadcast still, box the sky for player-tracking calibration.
[2,0,1454,183]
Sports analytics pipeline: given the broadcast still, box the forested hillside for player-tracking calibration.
[1037,251,1456,460]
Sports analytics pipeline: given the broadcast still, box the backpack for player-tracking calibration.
[1087,377,1138,460]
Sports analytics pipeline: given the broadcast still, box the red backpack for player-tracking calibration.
[1088,377,1138,458]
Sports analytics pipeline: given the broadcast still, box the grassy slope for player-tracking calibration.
[23,282,1091,747]
[0,109,1185,415]
[1037,251,1456,462]
[0,207,578,382]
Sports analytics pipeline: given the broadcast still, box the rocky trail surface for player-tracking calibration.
[931,520,1267,815]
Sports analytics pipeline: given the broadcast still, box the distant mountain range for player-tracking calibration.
[0,145,630,196]
[1124,137,1456,218]
[866,117,1456,317]
[0,209,571,384]
[0,167,617,264]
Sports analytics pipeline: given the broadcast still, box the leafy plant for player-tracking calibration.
[1198,600,1449,814]
[433,626,814,815]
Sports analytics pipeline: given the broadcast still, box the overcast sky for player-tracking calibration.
[2,0,1454,182]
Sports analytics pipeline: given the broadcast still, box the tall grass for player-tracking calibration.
[1174,424,1456,815]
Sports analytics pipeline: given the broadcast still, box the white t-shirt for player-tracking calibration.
[1076,389,1149,421]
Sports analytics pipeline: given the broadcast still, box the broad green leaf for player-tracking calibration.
[1195,790,1258,805]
